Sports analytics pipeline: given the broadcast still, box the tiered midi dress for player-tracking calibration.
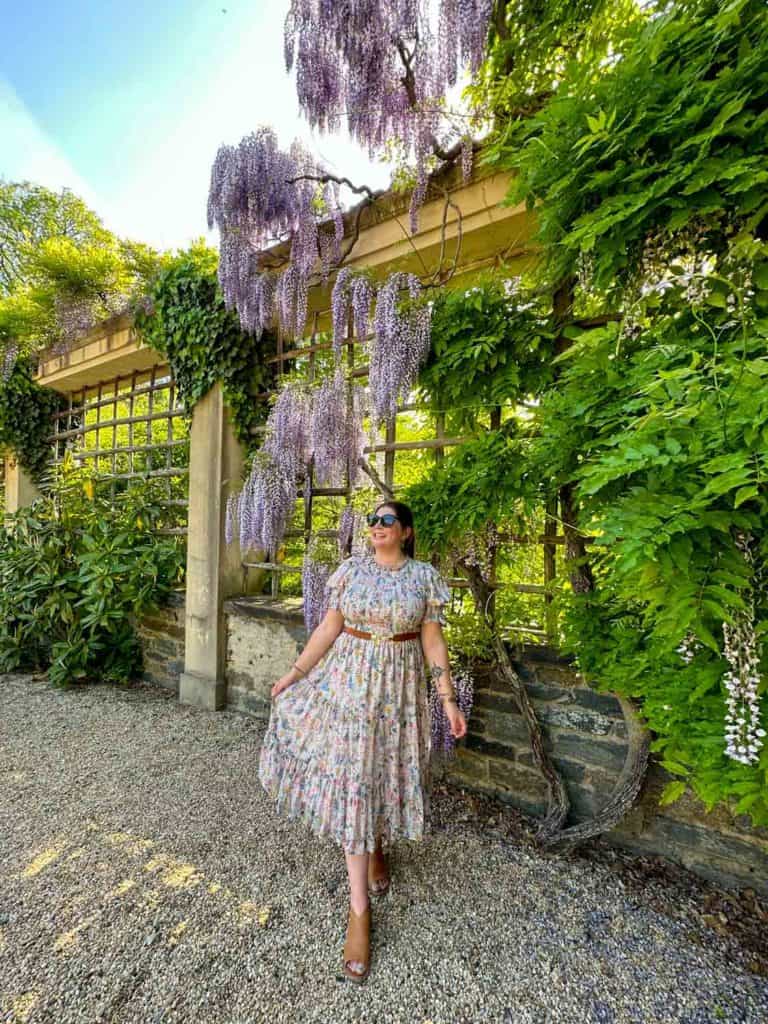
[258,553,451,854]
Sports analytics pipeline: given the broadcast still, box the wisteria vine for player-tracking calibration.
[723,534,766,767]
[226,373,366,556]
[283,0,492,177]
[301,547,335,633]
[208,127,344,340]
[371,272,432,423]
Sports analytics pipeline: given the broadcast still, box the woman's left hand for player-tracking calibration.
[445,702,467,740]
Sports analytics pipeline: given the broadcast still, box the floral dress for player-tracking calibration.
[258,553,451,854]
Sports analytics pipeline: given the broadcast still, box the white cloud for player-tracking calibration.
[0,77,119,227]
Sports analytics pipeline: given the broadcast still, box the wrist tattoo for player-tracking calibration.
[429,662,449,682]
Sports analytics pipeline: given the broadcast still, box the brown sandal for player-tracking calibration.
[368,847,390,897]
[343,905,371,983]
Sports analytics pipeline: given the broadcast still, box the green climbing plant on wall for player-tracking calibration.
[0,356,62,481]
[135,241,275,452]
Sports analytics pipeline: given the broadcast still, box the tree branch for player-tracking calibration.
[285,173,380,201]
[357,456,395,499]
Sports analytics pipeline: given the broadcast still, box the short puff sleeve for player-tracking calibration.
[323,556,355,612]
[422,563,451,626]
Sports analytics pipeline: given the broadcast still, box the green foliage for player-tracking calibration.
[0,356,62,480]
[0,180,159,357]
[502,0,768,294]
[470,0,643,121]
[406,422,539,554]
[0,456,185,688]
[563,584,768,825]
[135,241,275,451]
[528,247,768,820]
[466,0,768,823]
[419,277,555,431]
[0,180,112,296]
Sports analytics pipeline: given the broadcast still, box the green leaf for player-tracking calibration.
[659,780,687,806]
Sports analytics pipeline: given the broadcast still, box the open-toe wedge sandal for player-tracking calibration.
[343,905,371,983]
[368,849,390,897]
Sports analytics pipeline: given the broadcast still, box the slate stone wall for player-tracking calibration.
[447,645,768,894]
[135,589,186,691]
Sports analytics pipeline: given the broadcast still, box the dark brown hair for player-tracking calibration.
[374,500,415,558]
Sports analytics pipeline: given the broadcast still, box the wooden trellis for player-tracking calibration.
[241,310,562,641]
[48,364,190,536]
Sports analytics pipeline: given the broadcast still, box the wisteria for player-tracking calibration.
[52,295,98,350]
[227,369,366,554]
[429,665,475,759]
[370,272,432,423]
[331,269,375,361]
[450,522,497,584]
[265,382,312,480]
[1,344,18,381]
[676,632,701,665]
[331,266,353,358]
[338,504,355,558]
[461,135,473,183]
[207,127,345,339]
[723,534,766,766]
[302,549,335,633]
[351,276,374,347]
[283,0,492,174]
[227,382,311,554]
[309,369,365,488]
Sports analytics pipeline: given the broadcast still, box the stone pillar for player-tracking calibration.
[4,455,42,523]
[179,382,252,710]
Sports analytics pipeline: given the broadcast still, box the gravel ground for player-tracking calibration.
[1,672,767,1024]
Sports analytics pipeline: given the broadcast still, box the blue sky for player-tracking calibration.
[1,1,388,251]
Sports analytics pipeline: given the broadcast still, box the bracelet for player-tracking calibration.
[292,662,308,677]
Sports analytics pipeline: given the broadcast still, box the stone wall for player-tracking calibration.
[447,644,768,893]
[135,592,768,893]
[135,590,186,691]
[224,596,305,718]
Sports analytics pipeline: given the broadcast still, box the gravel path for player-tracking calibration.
[1,672,766,1024]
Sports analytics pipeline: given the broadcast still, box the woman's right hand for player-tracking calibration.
[270,670,300,700]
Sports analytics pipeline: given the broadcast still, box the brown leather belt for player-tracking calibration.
[343,626,420,643]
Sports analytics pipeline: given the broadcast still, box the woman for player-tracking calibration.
[258,500,467,982]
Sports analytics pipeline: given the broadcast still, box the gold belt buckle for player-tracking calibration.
[372,631,393,643]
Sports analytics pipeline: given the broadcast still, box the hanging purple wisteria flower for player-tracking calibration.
[207,127,341,340]
[331,266,354,359]
[302,549,335,634]
[722,534,766,766]
[370,271,432,423]
[338,505,370,558]
[283,0,492,190]
[228,382,311,555]
[1,344,18,382]
[429,665,475,760]
[310,369,366,488]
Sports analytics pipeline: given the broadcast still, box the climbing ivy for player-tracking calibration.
[0,355,62,481]
[135,242,275,452]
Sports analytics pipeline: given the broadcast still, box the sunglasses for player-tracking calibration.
[367,512,401,528]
